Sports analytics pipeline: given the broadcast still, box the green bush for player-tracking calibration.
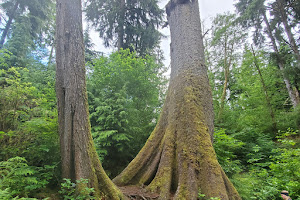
[213,129,244,176]
[0,157,53,198]
[0,188,40,200]
[231,129,300,200]
[59,178,95,200]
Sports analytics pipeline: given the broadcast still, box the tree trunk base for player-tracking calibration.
[113,71,241,200]
[120,186,160,200]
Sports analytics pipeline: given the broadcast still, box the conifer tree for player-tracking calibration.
[55,0,125,198]
[113,0,241,199]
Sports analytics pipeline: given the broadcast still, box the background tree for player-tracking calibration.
[0,0,54,48]
[209,13,247,123]
[87,49,166,178]
[270,0,300,61]
[113,0,241,199]
[0,0,55,67]
[55,0,125,198]
[84,0,164,55]
[235,0,299,108]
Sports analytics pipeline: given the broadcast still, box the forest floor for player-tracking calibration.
[120,185,160,200]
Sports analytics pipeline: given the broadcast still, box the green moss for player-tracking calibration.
[110,71,240,199]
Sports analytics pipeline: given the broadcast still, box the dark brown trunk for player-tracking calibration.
[251,46,277,132]
[55,0,126,199]
[263,11,299,108]
[117,0,125,50]
[0,2,19,48]
[113,0,240,199]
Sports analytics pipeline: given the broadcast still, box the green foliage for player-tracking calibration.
[84,0,163,55]
[197,189,221,200]
[0,67,38,131]
[88,49,166,177]
[0,66,59,164]
[231,129,300,200]
[228,47,291,134]
[0,49,12,70]
[234,0,266,45]
[0,59,60,189]
[0,157,52,198]
[1,0,55,66]
[213,129,244,176]
[208,13,247,124]
[59,179,95,200]
[0,188,40,200]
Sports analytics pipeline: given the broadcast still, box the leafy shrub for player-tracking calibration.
[0,157,52,198]
[231,129,300,200]
[59,178,95,200]
[88,49,167,177]
[213,129,244,176]
[198,189,221,200]
[0,188,40,200]
[0,66,60,187]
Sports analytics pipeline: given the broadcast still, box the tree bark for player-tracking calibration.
[113,0,241,199]
[117,0,125,50]
[263,11,299,108]
[55,0,126,199]
[0,2,19,49]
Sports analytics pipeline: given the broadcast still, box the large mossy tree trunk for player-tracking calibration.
[113,0,241,199]
[55,0,125,199]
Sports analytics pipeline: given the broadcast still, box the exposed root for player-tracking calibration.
[114,0,241,198]
[120,186,159,200]
[113,72,241,199]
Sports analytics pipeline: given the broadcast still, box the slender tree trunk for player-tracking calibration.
[251,46,277,132]
[218,65,229,121]
[263,11,299,108]
[218,39,233,122]
[0,2,19,48]
[276,0,300,62]
[117,0,125,50]
[47,40,55,68]
[113,0,241,199]
[217,35,234,122]
[55,0,125,199]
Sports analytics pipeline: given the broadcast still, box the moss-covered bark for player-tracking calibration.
[55,0,126,199]
[113,0,241,199]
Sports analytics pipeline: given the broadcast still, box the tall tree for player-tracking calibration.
[55,0,125,198]
[0,0,53,49]
[87,49,166,177]
[209,13,247,122]
[250,46,277,131]
[113,0,241,199]
[270,0,300,62]
[84,0,163,55]
[235,0,299,107]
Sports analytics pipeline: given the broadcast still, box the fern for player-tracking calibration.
[0,157,51,198]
